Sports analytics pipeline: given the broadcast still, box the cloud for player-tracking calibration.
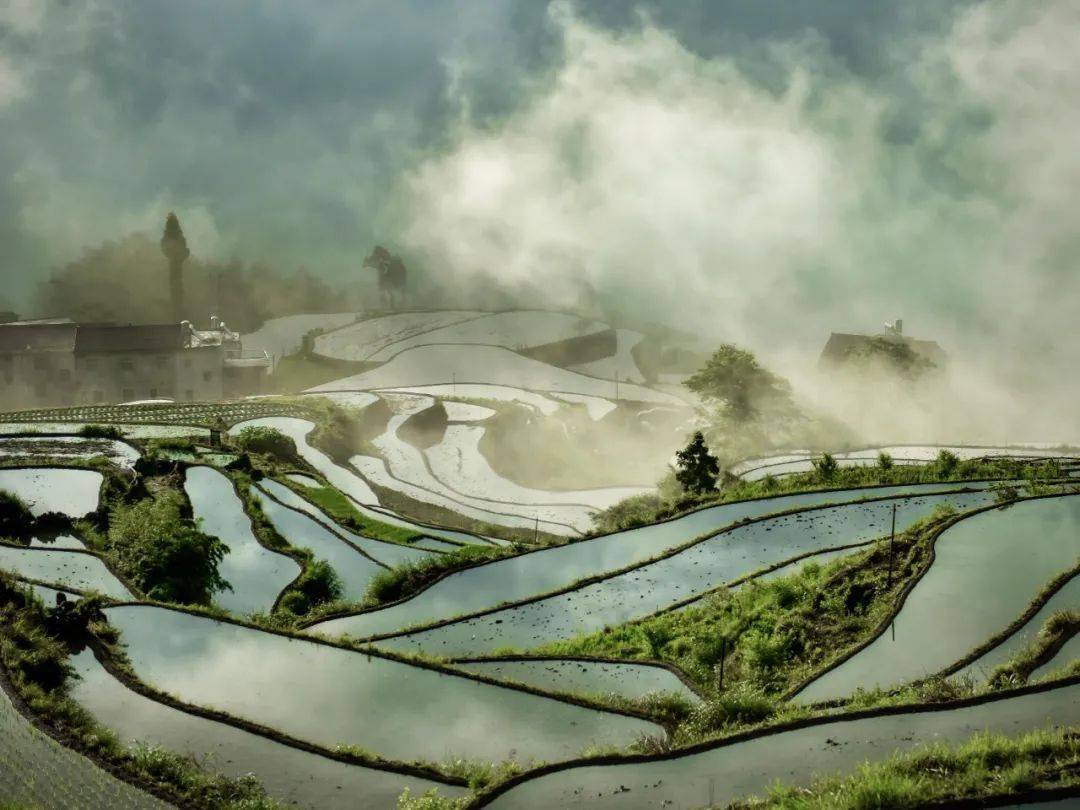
[400,0,1080,440]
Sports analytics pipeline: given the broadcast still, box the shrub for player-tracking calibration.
[935,449,960,476]
[107,493,231,604]
[681,684,775,737]
[0,490,35,541]
[79,424,122,439]
[812,452,839,481]
[234,426,297,461]
[877,451,894,471]
[278,559,343,616]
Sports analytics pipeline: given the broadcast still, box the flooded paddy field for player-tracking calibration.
[0,467,103,517]
[184,466,300,615]
[104,605,661,764]
[312,482,991,641]
[455,658,701,704]
[0,546,132,598]
[69,649,464,809]
[481,682,1080,809]
[797,495,1080,703]
[373,490,996,656]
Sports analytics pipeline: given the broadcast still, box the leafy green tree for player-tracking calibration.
[674,432,720,494]
[685,345,793,423]
[107,493,230,605]
[877,451,894,471]
[935,449,960,476]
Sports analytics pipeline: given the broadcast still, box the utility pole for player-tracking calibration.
[533,515,539,544]
[887,502,896,588]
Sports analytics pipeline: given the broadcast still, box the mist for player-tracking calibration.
[3,0,1077,443]
[399,0,1080,443]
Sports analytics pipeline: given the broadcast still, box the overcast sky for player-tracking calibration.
[1,0,1077,412]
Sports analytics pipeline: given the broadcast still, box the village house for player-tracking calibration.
[0,318,270,412]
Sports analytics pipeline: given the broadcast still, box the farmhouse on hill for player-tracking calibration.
[819,319,946,371]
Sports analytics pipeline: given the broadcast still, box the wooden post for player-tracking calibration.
[717,636,726,691]
[887,502,896,588]
[533,515,539,545]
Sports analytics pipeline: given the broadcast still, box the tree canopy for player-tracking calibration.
[106,492,230,605]
[685,344,794,423]
[674,431,720,494]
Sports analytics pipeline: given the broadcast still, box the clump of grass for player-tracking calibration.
[0,489,35,541]
[593,454,1060,533]
[79,424,123,439]
[990,610,1080,687]
[735,727,1080,809]
[365,545,508,605]
[397,788,467,809]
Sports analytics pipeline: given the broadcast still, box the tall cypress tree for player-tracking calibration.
[160,212,190,322]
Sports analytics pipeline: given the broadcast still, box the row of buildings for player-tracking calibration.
[0,317,271,412]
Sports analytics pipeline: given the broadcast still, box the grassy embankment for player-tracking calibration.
[525,505,975,744]
[991,611,1080,687]
[731,727,1080,809]
[0,575,281,808]
[593,452,1062,533]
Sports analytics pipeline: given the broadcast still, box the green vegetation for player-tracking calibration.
[289,480,425,545]
[276,558,343,616]
[685,344,851,465]
[0,490,35,541]
[96,491,231,604]
[365,545,510,606]
[594,451,1062,533]
[991,610,1080,687]
[78,424,123,439]
[734,727,1079,809]
[0,575,281,808]
[686,344,794,423]
[233,425,297,461]
[674,431,720,494]
[533,508,952,735]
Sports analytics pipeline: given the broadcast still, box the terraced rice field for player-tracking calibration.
[0,400,1077,809]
